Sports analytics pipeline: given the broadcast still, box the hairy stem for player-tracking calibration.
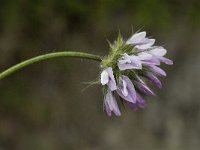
[0,51,102,80]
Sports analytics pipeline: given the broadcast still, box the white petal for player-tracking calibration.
[127,32,146,44]
[101,70,109,85]
[149,47,167,56]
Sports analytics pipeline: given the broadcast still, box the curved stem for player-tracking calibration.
[0,51,102,80]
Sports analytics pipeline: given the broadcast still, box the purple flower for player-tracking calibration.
[118,53,142,71]
[133,80,155,96]
[148,47,173,65]
[101,67,117,91]
[100,30,173,116]
[126,32,155,50]
[104,89,121,116]
[127,93,146,111]
[137,52,161,65]
[116,75,136,103]
[145,72,162,88]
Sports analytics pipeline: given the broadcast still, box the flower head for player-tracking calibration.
[100,31,173,116]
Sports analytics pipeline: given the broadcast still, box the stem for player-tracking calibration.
[0,51,102,80]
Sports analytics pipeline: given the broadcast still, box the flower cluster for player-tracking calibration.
[100,31,173,116]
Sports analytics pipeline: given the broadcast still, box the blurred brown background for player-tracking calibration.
[0,0,200,150]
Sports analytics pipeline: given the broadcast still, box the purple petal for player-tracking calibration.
[127,93,146,111]
[136,93,146,108]
[133,80,155,96]
[127,102,138,111]
[142,58,161,66]
[104,99,112,116]
[156,56,173,65]
[146,65,166,76]
[104,89,121,116]
[145,72,162,88]
[106,67,117,91]
[117,75,136,103]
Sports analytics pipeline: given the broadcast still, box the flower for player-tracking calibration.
[116,75,136,103]
[133,80,155,96]
[100,31,173,116]
[127,93,146,111]
[126,31,155,50]
[118,53,142,70]
[148,47,173,65]
[100,67,117,91]
[104,89,121,116]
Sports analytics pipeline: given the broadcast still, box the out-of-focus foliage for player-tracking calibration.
[0,0,200,150]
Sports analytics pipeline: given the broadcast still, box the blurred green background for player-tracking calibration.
[0,0,200,150]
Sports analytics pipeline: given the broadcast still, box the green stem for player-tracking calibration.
[0,51,102,80]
